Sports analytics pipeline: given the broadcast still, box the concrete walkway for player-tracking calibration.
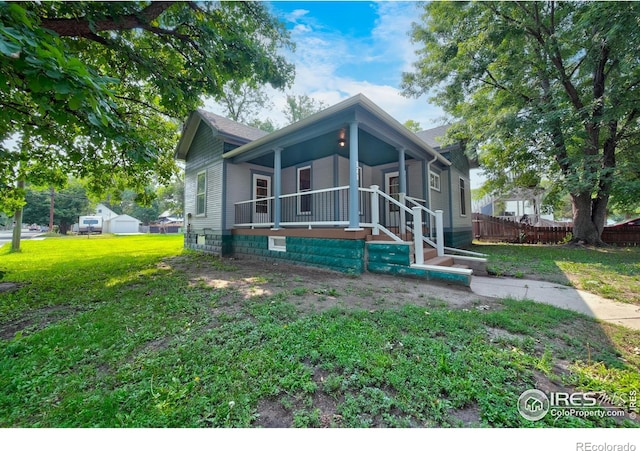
[470,276,640,331]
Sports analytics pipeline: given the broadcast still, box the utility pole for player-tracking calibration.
[49,186,55,232]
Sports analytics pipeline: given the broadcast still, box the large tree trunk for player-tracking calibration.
[11,180,25,253]
[571,192,606,245]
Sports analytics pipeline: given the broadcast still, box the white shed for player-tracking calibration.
[104,214,141,234]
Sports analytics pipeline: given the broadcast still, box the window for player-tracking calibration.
[430,172,441,192]
[459,177,467,216]
[297,165,311,214]
[268,236,286,252]
[255,177,269,214]
[196,171,206,216]
[387,173,400,212]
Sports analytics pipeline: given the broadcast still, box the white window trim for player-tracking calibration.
[196,170,207,217]
[357,166,363,215]
[252,173,271,216]
[459,176,468,217]
[430,172,441,192]
[297,165,312,215]
[268,236,286,252]
[385,170,400,212]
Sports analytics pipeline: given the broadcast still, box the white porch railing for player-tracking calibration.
[233,185,445,265]
[234,185,356,228]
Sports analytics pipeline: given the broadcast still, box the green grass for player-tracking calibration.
[474,243,640,304]
[0,236,638,427]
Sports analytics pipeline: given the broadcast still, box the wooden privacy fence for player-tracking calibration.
[601,227,640,247]
[473,213,640,246]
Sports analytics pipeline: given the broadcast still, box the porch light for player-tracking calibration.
[338,138,346,147]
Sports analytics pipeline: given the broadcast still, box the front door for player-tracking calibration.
[252,173,271,224]
[384,171,400,228]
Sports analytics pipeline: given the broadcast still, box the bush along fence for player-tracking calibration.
[472,213,640,246]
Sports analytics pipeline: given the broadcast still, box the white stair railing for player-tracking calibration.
[405,196,444,257]
[367,186,443,263]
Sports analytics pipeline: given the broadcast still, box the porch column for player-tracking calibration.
[272,147,282,230]
[398,147,407,236]
[398,147,407,194]
[347,121,362,230]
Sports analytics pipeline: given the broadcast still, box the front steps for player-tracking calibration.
[365,239,478,287]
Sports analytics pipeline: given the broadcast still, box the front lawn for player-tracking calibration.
[475,243,640,305]
[0,235,638,427]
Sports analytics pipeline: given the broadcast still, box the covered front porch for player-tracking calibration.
[218,96,485,283]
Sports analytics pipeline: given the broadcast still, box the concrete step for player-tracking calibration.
[424,256,454,267]
[452,264,470,270]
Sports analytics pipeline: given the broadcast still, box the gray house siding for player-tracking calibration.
[225,162,273,230]
[184,122,224,233]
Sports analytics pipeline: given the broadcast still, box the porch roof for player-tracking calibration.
[222,94,451,169]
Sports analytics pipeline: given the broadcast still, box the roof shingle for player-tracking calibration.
[197,109,269,142]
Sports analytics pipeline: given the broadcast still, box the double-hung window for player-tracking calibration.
[297,165,311,215]
[459,177,467,216]
[430,172,441,191]
[196,171,206,216]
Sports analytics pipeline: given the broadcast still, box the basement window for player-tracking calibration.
[268,236,286,252]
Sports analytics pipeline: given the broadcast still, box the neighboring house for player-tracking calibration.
[175,94,485,286]
[472,188,556,226]
[150,210,184,233]
[95,203,141,234]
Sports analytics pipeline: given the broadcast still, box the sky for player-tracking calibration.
[203,1,447,131]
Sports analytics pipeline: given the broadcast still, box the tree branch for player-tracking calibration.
[41,2,178,37]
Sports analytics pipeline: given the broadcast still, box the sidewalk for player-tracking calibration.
[470,276,640,331]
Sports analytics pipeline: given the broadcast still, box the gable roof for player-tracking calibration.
[223,94,451,167]
[175,109,268,160]
[415,125,451,149]
[197,110,268,142]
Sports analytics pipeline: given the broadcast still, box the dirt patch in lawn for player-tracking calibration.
[169,255,496,315]
[0,282,25,294]
[0,304,83,340]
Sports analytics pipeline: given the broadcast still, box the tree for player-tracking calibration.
[1,1,294,249]
[217,80,273,124]
[157,176,185,218]
[403,1,640,245]
[22,181,90,234]
[404,120,422,133]
[282,94,326,125]
[247,117,277,133]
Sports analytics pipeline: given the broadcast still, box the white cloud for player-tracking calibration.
[204,2,446,131]
[286,9,310,22]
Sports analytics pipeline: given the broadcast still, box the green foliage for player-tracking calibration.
[216,80,273,124]
[0,1,293,213]
[247,117,278,133]
[23,180,90,233]
[282,94,326,125]
[403,119,422,133]
[403,2,640,242]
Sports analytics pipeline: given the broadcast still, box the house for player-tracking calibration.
[175,94,485,286]
[95,203,141,234]
[150,210,184,233]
